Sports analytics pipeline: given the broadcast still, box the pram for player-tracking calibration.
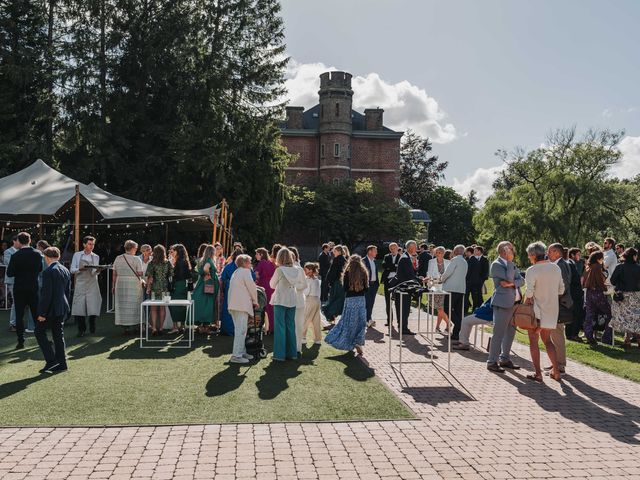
[245,286,268,359]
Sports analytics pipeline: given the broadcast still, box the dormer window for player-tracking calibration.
[334,143,340,157]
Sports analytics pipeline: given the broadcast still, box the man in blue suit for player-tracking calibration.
[35,247,71,373]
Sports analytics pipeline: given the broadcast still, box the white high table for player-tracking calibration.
[139,299,194,348]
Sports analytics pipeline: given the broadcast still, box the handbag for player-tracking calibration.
[511,303,537,329]
[204,283,215,295]
[613,291,624,302]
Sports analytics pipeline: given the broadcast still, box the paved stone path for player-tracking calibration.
[1,299,640,479]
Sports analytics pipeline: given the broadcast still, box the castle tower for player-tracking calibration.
[318,71,353,181]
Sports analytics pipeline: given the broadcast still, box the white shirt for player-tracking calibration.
[366,256,377,282]
[603,249,617,284]
[525,262,564,329]
[305,277,321,298]
[388,254,399,278]
[70,251,100,275]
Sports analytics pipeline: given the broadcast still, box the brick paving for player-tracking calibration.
[1,300,640,479]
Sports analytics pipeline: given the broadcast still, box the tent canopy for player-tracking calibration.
[0,160,217,222]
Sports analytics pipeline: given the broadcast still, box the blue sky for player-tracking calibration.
[280,0,640,202]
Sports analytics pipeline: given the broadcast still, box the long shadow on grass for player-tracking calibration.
[205,364,248,397]
[0,375,47,400]
[326,352,375,382]
[501,372,640,445]
[107,339,193,359]
[254,345,320,400]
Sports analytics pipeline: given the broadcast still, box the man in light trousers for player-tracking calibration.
[487,241,524,373]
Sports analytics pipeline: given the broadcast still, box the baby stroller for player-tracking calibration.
[245,286,268,359]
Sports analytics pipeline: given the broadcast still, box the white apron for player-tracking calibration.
[71,257,102,316]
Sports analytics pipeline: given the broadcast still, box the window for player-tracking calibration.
[334,143,340,157]
[320,144,325,158]
[332,178,340,186]
[335,102,340,117]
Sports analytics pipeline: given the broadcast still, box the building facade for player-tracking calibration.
[280,71,402,196]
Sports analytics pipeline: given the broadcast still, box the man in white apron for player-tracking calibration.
[70,236,103,337]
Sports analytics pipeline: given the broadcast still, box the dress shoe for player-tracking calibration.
[15,342,24,350]
[499,360,521,370]
[452,343,470,350]
[48,364,68,373]
[39,363,59,374]
[403,329,416,336]
[487,363,505,373]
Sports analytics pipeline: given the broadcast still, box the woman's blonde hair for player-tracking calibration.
[276,247,294,267]
[304,262,319,274]
[342,254,368,292]
[235,254,252,268]
[333,245,345,256]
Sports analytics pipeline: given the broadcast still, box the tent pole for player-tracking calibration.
[74,185,80,252]
[221,199,228,255]
[38,215,43,239]
[212,210,218,244]
[1,227,4,242]
[165,222,169,247]
[226,212,234,253]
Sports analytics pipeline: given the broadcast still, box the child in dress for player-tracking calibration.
[302,262,322,346]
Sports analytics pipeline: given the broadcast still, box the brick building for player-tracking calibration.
[280,71,403,196]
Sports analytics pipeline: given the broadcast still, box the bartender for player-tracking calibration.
[71,235,103,337]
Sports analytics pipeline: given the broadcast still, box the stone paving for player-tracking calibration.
[1,300,640,479]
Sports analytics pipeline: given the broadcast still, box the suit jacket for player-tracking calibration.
[325,255,346,287]
[490,258,524,308]
[567,259,583,301]
[466,256,489,287]
[441,255,468,294]
[318,251,331,279]
[395,252,420,285]
[37,262,71,319]
[364,256,379,283]
[556,258,574,310]
[417,251,432,277]
[381,253,401,284]
[7,246,43,292]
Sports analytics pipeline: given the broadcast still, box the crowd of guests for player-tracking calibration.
[3,231,640,378]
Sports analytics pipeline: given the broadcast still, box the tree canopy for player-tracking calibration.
[0,0,290,246]
[475,128,639,264]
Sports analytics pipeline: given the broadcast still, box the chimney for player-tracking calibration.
[285,106,304,129]
[364,108,384,131]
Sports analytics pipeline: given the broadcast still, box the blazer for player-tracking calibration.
[427,258,450,279]
[441,255,468,294]
[466,256,490,287]
[556,258,574,309]
[37,262,71,319]
[7,246,43,292]
[490,258,524,308]
[325,255,346,287]
[227,267,258,316]
[417,251,432,278]
[395,252,420,284]
[381,253,401,284]
[318,251,331,279]
[364,256,379,283]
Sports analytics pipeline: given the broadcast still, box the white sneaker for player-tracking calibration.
[24,329,34,333]
[242,353,254,360]
[230,356,249,364]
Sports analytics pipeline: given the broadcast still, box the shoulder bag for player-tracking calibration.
[511,303,537,329]
[123,255,146,288]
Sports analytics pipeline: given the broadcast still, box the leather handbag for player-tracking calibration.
[203,283,215,295]
[511,303,537,329]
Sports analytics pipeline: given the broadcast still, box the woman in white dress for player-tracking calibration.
[426,246,451,333]
[289,247,307,354]
[524,241,565,382]
[112,240,144,335]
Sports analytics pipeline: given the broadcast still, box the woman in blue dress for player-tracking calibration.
[325,254,369,356]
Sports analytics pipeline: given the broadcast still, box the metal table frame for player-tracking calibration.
[388,287,454,373]
[105,267,115,313]
[139,299,194,348]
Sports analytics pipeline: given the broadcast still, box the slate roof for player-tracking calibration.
[281,104,397,132]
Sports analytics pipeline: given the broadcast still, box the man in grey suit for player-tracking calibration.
[488,241,524,372]
[546,243,573,374]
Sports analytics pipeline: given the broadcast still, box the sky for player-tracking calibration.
[279,0,640,203]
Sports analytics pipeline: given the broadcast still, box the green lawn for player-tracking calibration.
[0,311,413,427]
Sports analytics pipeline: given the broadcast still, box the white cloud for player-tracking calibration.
[602,108,613,118]
[451,165,504,205]
[612,135,640,178]
[284,60,457,144]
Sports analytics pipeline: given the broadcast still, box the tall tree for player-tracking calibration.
[0,0,49,173]
[475,127,637,264]
[399,129,447,207]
